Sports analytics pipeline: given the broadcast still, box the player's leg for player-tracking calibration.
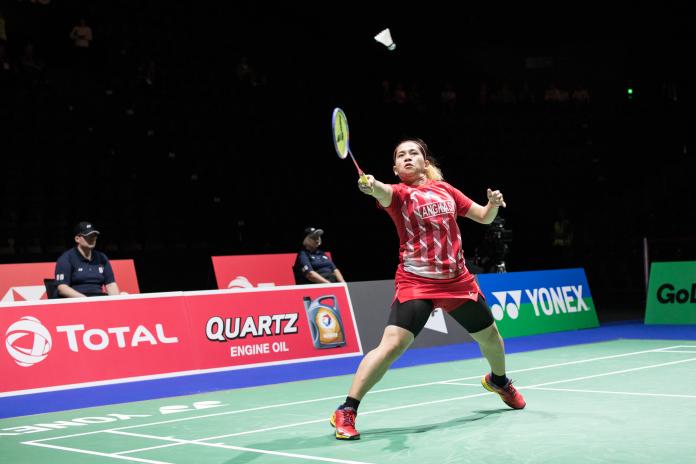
[348,325,413,399]
[449,296,526,409]
[331,299,433,439]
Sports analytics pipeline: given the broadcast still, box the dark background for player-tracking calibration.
[1,2,694,321]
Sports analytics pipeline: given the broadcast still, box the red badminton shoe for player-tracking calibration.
[330,407,360,440]
[482,373,526,409]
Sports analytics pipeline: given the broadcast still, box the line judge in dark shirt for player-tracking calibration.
[54,221,120,297]
[294,227,345,284]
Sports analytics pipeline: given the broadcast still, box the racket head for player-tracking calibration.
[331,107,350,159]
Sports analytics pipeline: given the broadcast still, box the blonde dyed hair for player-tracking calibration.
[393,138,444,181]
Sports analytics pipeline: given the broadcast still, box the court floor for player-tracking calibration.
[2,338,695,463]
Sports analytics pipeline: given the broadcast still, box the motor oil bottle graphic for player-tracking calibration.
[304,295,346,348]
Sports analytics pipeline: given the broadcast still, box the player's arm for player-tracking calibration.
[358,175,393,207]
[465,189,506,224]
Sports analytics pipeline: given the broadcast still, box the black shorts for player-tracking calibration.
[387,296,494,337]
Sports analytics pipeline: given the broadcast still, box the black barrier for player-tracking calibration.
[346,280,474,351]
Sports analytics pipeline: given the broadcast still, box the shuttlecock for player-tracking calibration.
[374,28,396,51]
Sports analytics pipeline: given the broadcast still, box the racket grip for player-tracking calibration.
[358,174,369,185]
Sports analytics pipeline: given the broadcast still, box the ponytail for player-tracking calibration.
[425,161,443,181]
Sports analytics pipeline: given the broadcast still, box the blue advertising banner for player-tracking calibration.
[477,268,599,337]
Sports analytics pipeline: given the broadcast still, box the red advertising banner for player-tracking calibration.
[0,284,361,396]
[185,285,361,369]
[212,252,332,289]
[0,260,140,302]
[212,253,299,288]
[0,294,190,393]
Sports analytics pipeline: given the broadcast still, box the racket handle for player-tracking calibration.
[349,152,367,184]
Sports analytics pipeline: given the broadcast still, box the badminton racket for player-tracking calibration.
[331,107,368,184]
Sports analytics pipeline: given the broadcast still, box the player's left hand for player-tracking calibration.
[487,188,506,208]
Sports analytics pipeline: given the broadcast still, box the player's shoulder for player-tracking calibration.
[434,180,464,194]
[431,180,454,189]
[388,182,408,196]
[420,180,455,193]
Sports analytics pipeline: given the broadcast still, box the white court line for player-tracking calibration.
[109,430,374,464]
[441,379,696,399]
[81,355,696,459]
[524,357,696,388]
[19,441,172,464]
[653,345,696,351]
[94,354,696,460]
[108,390,495,457]
[113,442,187,456]
[24,343,686,445]
[197,357,696,440]
[524,386,696,399]
[496,345,693,375]
[22,381,463,443]
[439,382,481,387]
[22,345,696,462]
[652,350,696,353]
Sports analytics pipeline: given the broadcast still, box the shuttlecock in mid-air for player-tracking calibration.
[374,28,396,51]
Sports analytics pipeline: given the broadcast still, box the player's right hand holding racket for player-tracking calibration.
[357,174,394,207]
[357,174,376,195]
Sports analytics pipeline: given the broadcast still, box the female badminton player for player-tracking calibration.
[330,138,525,440]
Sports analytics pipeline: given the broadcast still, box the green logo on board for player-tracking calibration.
[645,261,696,325]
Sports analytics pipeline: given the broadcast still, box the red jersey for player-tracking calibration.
[381,180,481,310]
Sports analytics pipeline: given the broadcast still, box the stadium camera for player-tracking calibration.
[483,217,513,273]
